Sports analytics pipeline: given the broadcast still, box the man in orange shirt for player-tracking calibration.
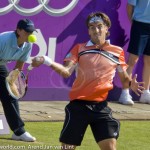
[32,12,144,150]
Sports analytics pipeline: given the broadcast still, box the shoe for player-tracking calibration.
[119,92,134,105]
[139,92,150,104]
[12,132,36,142]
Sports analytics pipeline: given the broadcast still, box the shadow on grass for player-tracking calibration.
[0,137,12,141]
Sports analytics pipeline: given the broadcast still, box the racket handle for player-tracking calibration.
[28,65,33,71]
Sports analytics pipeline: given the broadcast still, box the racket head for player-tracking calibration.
[6,70,27,99]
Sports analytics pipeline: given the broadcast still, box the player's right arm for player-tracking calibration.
[31,56,76,78]
[50,60,76,78]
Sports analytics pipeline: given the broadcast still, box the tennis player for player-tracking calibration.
[0,19,36,142]
[32,12,144,149]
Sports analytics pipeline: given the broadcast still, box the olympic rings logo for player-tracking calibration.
[0,0,79,16]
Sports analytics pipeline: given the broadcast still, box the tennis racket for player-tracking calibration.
[5,65,33,99]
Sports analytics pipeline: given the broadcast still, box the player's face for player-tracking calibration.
[88,22,108,44]
[17,29,32,42]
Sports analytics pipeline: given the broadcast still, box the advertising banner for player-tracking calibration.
[0,0,141,101]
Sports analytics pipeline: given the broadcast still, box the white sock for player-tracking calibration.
[142,90,150,94]
[122,89,130,95]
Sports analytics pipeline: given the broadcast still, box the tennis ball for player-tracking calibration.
[28,34,37,43]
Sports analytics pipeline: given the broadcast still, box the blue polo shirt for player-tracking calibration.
[128,0,150,23]
[0,31,32,65]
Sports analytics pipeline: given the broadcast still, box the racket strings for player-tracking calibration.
[15,73,27,98]
[7,71,27,99]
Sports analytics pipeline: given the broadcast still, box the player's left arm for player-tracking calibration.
[117,49,144,95]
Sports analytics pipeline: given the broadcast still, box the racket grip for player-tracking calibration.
[28,65,33,71]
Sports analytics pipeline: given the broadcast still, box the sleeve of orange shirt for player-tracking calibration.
[117,50,128,72]
[64,44,80,64]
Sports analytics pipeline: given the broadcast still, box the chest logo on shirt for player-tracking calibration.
[108,53,113,58]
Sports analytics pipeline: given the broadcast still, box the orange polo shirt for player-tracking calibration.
[64,41,127,102]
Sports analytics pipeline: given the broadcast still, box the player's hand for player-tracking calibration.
[31,56,44,67]
[32,56,53,67]
[130,74,145,96]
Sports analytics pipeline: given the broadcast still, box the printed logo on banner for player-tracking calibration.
[0,0,79,16]
[0,120,4,129]
[0,115,10,135]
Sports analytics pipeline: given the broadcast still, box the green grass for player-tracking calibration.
[0,121,150,150]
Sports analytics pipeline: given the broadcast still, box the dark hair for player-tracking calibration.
[86,12,111,37]
[15,30,19,38]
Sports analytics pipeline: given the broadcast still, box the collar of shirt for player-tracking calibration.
[86,40,94,46]
[86,40,110,47]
